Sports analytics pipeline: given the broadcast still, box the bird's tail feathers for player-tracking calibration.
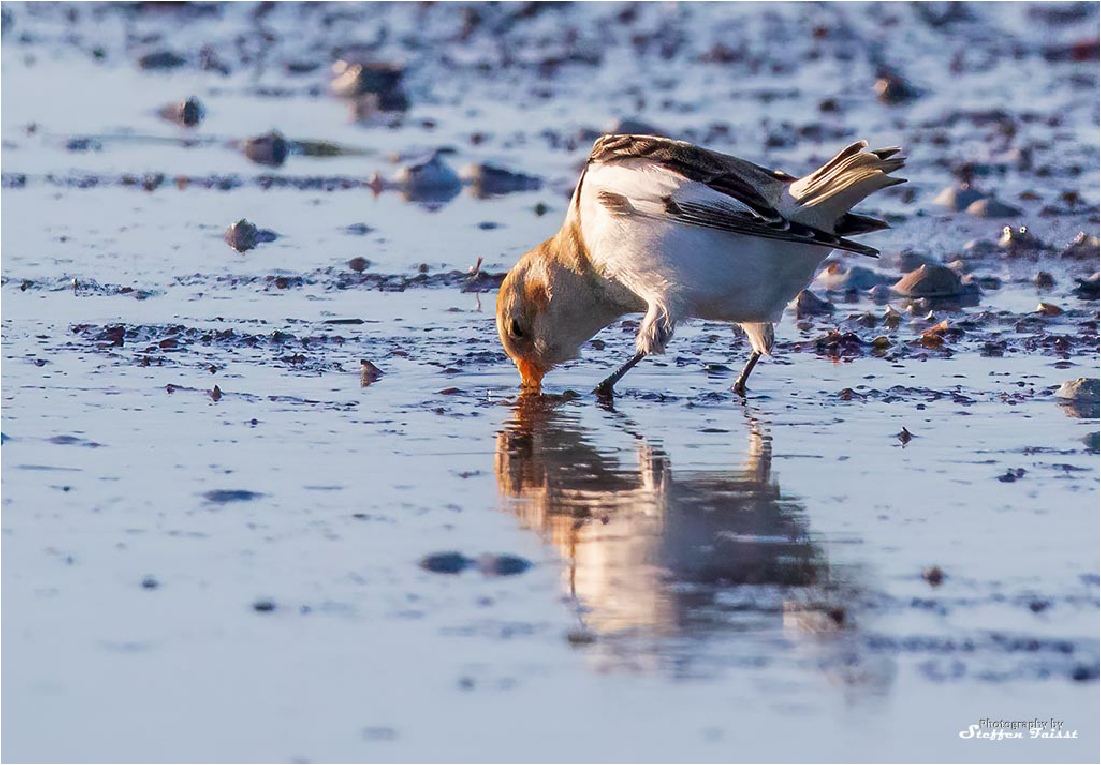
[787,141,907,232]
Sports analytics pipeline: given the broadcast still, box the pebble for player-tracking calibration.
[158,96,204,128]
[922,566,945,586]
[252,599,276,613]
[1055,379,1100,419]
[893,264,964,297]
[1061,231,1100,260]
[793,289,833,317]
[419,551,469,574]
[347,257,370,272]
[1034,271,1056,289]
[814,262,883,291]
[224,219,258,252]
[360,359,383,386]
[998,225,1047,254]
[873,66,921,104]
[966,196,1022,218]
[1034,302,1063,317]
[330,59,407,109]
[932,184,988,212]
[203,489,265,503]
[1054,378,1100,402]
[1075,273,1100,299]
[138,50,187,70]
[867,283,893,303]
[243,130,289,167]
[370,151,462,203]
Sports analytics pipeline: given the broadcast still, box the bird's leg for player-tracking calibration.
[732,352,761,397]
[594,351,646,398]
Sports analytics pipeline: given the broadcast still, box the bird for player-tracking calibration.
[496,134,906,397]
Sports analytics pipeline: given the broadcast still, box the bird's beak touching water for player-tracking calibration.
[515,357,546,392]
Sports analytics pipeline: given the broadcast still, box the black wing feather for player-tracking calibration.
[590,134,884,258]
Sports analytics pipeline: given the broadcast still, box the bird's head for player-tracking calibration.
[496,261,561,392]
[498,243,613,392]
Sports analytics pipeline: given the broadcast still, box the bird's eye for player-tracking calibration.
[507,319,525,339]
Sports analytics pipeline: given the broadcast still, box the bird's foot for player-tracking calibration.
[593,379,617,399]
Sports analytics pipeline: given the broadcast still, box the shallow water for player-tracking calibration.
[2,3,1099,763]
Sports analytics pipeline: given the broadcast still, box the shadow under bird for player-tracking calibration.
[496,134,906,396]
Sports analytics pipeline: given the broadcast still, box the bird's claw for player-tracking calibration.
[593,380,616,398]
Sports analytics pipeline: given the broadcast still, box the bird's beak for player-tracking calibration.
[515,358,545,392]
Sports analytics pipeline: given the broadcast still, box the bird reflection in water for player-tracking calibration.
[495,395,894,691]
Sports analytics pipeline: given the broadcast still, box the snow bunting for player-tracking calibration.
[496,135,906,396]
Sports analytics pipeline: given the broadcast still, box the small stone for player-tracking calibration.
[1054,378,1100,401]
[793,289,833,317]
[225,219,259,252]
[419,552,470,575]
[347,257,370,272]
[1082,432,1100,454]
[1071,664,1099,682]
[966,196,1022,218]
[382,151,462,202]
[1075,273,1099,299]
[253,599,276,612]
[815,262,883,291]
[243,130,289,167]
[922,566,944,586]
[867,283,893,303]
[331,59,406,101]
[1061,231,1100,260]
[138,50,187,70]
[897,427,915,445]
[141,576,159,590]
[893,264,963,297]
[360,359,383,386]
[998,225,1047,254]
[873,67,921,104]
[1034,271,1056,289]
[158,96,204,128]
[1034,302,1063,317]
[932,185,988,211]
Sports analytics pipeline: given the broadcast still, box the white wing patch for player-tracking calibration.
[581,157,880,258]
[585,159,759,219]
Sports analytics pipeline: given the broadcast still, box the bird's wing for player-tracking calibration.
[585,134,881,257]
